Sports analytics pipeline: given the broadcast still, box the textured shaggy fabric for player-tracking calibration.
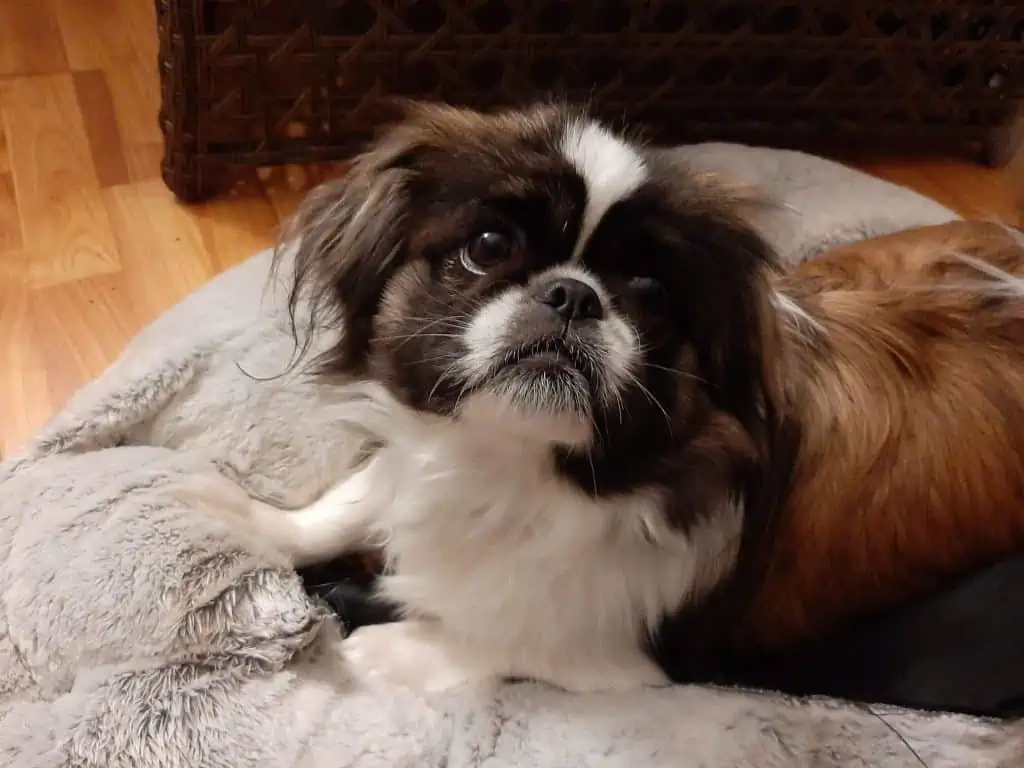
[2,144,1020,767]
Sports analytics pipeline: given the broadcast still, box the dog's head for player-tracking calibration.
[282,102,783,499]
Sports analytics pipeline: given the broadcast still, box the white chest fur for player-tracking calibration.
[272,383,743,692]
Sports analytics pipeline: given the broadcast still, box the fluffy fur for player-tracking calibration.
[223,102,1024,698]
[741,221,1024,650]
[656,221,1024,691]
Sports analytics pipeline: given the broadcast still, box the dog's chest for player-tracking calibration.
[367,436,707,649]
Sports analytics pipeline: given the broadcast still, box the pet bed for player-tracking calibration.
[1,143,1019,768]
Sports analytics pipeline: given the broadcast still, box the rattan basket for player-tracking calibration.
[156,0,1024,201]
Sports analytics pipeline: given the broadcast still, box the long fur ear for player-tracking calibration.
[275,121,428,375]
[674,182,787,432]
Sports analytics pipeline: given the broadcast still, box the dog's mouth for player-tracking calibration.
[456,334,601,439]
[501,336,594,376]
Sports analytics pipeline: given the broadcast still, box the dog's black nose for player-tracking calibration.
[533,277,604,321]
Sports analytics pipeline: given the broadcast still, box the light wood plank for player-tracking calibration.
[73,70,130,188]
[49,0,162,146]
[50,0,157,70]
[125,142,165,183]
[187,179,283,272]
[0,173,21,254]
[0,3,68,77]
[103,179,215,326]
[1,74,119,288]
[0,288,52,456]
[0,118,10,176]
[29,276,139,419]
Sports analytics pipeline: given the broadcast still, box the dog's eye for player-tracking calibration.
[628,276,666,298]
[628,276,670,313]
[459,231,513,276]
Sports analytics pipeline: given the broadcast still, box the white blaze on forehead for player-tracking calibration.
[560,118,648,261]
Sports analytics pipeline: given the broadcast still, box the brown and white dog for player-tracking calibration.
[225,101,1024,696]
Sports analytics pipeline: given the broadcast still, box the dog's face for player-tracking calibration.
[284,103,781,499]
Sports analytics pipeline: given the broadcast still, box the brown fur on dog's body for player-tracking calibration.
[736,221,1024,652]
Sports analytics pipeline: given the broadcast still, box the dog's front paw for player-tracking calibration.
[522,648,671,693]
[549,655,671,693]
[342,622,485,693]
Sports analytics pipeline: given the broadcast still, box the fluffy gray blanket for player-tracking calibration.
[2,144,1020,767]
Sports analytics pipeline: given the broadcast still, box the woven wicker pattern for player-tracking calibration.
[157,0,1024,201]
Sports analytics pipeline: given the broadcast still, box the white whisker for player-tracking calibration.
[644,362,708,386]
[585,449,599,497]
[381,332,466,345]
[624,370,673,437]
[426,356,465,404]
[951,251,1024,299]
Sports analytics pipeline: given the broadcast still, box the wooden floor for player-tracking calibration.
[0,0,1021,456]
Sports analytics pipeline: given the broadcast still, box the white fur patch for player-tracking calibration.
[248,461,385,567]
[460,286,526,384]
[560,118,647,261]
[231,381,742,694]
[342,621,484,693]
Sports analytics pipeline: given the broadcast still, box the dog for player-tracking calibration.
[222,101,1024,697]
[295,219,1024,716]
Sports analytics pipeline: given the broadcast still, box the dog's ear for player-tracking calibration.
[277,116,431,374]
[653,168,786,431]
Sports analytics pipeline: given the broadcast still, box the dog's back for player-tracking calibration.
[741,221,1024,647]
[722,221,1024,715]
[789,219,1024,293]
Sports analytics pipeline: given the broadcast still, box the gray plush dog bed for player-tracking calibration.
[2,143,1020,767]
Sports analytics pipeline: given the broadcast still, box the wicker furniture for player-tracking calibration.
[156,0,1024,201]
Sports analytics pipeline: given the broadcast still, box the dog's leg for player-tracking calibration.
[342,619,669,693]
[249,460,385,567]
[342,621,487,692]
[530,646,670,693]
